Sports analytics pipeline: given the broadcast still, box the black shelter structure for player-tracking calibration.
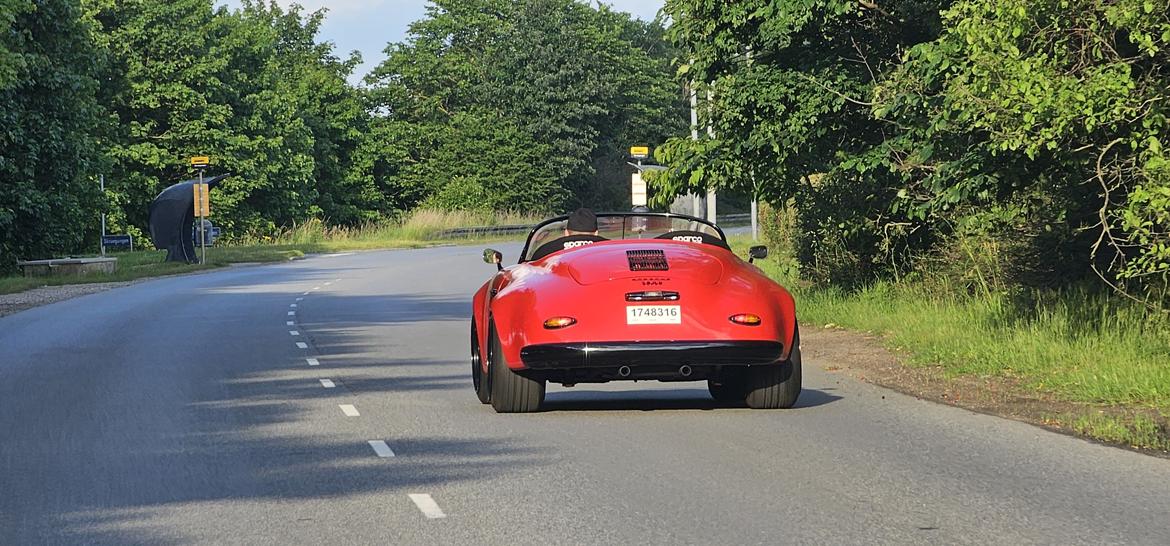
[149,174,230,263]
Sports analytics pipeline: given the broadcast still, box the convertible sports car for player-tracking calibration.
[471,212,801,413]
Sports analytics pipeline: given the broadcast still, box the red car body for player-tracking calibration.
[471,213,801,412]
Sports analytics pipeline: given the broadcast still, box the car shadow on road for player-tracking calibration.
[540,387,841,412]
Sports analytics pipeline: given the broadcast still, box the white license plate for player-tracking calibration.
[626,305,682,325]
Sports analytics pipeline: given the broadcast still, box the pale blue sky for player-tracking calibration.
[220,1,666,84]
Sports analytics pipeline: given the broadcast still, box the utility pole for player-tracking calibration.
[706,88,717,223]
[100,175,106,257]
[689,84,703,218]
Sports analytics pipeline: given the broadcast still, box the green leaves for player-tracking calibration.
[365,0,683,212]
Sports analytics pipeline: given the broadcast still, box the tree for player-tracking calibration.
[364,0,685,213]
[0,0,105,270]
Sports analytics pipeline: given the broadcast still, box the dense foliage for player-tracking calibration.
[0,0,679,271]
[0,0,105,264]
[363,0,685,213]
[654,0,1169,304]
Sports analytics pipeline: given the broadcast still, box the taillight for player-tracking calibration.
[543,316,577,329]
[729,314,762,326]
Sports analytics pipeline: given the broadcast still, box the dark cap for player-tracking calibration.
[566,208,598,232]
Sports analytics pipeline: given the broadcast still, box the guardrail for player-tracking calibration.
[436,213,753,239]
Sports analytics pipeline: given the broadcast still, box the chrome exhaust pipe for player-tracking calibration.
[679,365,693,377]
[618,366,632,378]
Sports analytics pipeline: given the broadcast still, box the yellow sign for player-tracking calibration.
[190,156,211,168]
[193,183,210,217]
[630,146,650,159]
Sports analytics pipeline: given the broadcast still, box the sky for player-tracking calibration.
[220,1,666,84]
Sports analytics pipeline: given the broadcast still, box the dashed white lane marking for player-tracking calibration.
[323,253,354,258]
[340,404,360,417]
[296,297,304,302]
[333,278,341,282]
[296,342,309,349]
[368,440,395,458]
[306,358,320,366]
[319,379,335,388]
[290,304,297,308]
[287,321,295,326]
[289,330,300,336]
[313,287,321,290]
[302,291,310,296]
[324,282,333,286]
[288,311,296,316]
[408,494,447,519]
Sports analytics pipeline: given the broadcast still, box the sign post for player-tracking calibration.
[630,146,650,207]
[191,156,211,264]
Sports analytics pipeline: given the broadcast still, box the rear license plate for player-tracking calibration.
[626,305,681,325]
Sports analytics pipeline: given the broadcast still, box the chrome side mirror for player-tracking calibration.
[748,245,768,263]
[483,248,503,271]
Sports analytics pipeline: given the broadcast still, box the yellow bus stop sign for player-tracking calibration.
[193,183,210,217]
[630,146,650,160]
[190,156,210,168]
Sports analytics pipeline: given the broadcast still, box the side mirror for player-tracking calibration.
[483,248,503,271]
[748,245,768,263]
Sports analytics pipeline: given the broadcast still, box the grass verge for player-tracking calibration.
[1,209,537,296]
[729,235,1170,453]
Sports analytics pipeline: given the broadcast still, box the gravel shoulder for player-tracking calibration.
[806,326,1170,458]
[0,282,137,318]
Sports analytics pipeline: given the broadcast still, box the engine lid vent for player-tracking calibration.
[627,249,669,271]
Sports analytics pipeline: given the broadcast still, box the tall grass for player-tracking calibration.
[730,235,1170,411]
[243,208,543,248]
[1,209,539,295]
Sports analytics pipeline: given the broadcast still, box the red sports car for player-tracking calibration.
[471,212,801,413]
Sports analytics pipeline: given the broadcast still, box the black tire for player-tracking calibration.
[707,368,748,403]
[745,326,802,409]
[472,321,490,404]
[488,322,545,413]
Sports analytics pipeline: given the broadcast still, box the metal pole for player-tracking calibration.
[706,88,717,223]
[198,170,206,265]
[100,174,106,256]
[751,199,759,241]
[689,83,703,218]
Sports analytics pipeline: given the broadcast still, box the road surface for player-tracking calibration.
[2,245,1168,545]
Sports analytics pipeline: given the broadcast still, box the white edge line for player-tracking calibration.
[408,494,446,519]
[368,440,395,458]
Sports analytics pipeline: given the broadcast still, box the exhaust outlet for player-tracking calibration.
[618,366,632,378]
[679,365,693,377]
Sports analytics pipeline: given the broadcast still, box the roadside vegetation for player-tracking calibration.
[0,209,539,296]
[731,234,1170,452]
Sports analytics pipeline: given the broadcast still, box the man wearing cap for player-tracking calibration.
[529,207,606,260]
[564,207,599,236]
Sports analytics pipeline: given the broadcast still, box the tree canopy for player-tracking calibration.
[654,0,1169,302]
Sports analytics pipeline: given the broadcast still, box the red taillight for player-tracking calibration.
[729,314,762,326]
[543,316,577,329]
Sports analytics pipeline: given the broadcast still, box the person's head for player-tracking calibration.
[564,207,598,236]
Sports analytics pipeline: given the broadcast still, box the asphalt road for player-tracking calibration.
[2,245,1169,545]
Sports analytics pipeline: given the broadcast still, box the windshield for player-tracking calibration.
[521,213,726,262]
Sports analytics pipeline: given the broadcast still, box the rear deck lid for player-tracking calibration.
[560,243,724,286]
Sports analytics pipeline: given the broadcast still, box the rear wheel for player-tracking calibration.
[488,323,545,413]
[745,326,802,409]
[471,321,490,404]
[707,368,748,403]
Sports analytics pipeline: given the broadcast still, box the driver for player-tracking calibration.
[530,208,607,260]
[563,207,599,238]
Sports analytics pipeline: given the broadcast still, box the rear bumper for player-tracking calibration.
[519,340,784,369]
